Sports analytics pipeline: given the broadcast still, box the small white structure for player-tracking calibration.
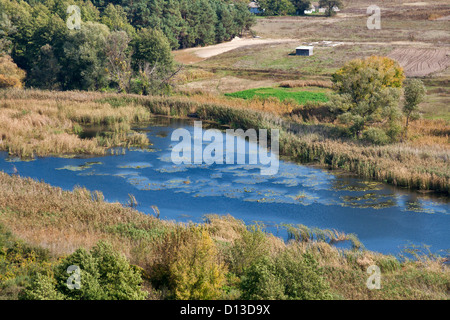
[318,8,326,13]
[304,9,313,14]
[296,46,314,56]
[248,1,262,14]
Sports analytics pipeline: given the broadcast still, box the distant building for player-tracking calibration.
[248,1,262,14]
[296,46,314,56]
[309,2,340,14]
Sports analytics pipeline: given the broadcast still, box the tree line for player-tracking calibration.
[254,0,343,16]
[0,0,255,92]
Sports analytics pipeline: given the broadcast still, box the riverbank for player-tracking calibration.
[1,89,447,194]
[0,171,448,300]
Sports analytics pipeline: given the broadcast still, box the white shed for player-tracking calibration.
[296,46,314,56]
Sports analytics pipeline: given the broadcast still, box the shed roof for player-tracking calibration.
[296,46,314,50]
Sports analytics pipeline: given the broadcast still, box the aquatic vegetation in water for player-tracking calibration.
[117,162,153,169]
[56,161,103,171]
[340,192,397,209]
[332,180,383,192]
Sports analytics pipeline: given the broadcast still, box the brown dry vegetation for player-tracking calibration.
[0,91,152,158]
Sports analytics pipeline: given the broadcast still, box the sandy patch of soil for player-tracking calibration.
[174,37,298,64]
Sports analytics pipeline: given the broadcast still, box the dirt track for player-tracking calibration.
[173,37,298,64]
[388,48,450,77]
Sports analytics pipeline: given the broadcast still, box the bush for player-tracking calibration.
[150,225,227,300]
[0,55,26,88]
[362,127,391,145]
[20,241,148,300]
[240,249,332,300]
[227,224,270,276]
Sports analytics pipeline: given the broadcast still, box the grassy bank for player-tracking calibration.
[0,172,448,300]
[0,89,448,194]
[225,87,329,105]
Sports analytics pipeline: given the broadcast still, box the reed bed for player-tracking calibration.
[0,91,152,158]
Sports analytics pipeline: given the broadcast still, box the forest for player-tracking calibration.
[0,0,255,92]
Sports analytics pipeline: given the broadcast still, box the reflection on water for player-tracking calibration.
[0,117,449,255]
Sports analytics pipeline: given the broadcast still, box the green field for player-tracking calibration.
[225,87,329,104]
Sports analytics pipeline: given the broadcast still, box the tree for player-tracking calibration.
[290,0,311,15]
[258,0,296,16]
[319,0,343,16]
[105,31,132,93]
[61,22,110,90]
[132,28,173,72]
[0,54,26,88]
[28,44,61,90]
[0,12,16,55]
[101,3,135,36]
[329,56,405,142]
[403,79,426,139]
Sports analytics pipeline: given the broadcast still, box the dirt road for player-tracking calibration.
[173,37,298,64]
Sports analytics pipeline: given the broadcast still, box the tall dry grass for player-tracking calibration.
[0,90,152,158]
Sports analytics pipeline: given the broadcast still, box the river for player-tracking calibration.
[0,117,448,256]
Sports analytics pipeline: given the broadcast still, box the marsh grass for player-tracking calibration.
[0,90,152,158]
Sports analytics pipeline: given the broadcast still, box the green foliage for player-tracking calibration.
[329,56,405,141]
[319,0,343,16]
[228,224,270,276]
[150,225,227,300]
[290,0,311,15]
[241,249,332,300]
[132,28,173,72]
[258,0,296,16]
[61,21,110,90]
[226,87,329,105]
[21,241,148,300]
[403,79,426,138]
[362,127,391,145]
[0,223,52,300]
[0,0,254,92]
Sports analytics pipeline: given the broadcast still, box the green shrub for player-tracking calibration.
[240,249,332,300]
[362,127,391,145]
[21,241,148,300]
[227,224,270,276]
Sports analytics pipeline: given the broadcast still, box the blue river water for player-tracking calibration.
[0,117,449,256]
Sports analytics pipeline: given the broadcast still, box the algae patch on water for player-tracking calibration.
[56,161,103,172]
